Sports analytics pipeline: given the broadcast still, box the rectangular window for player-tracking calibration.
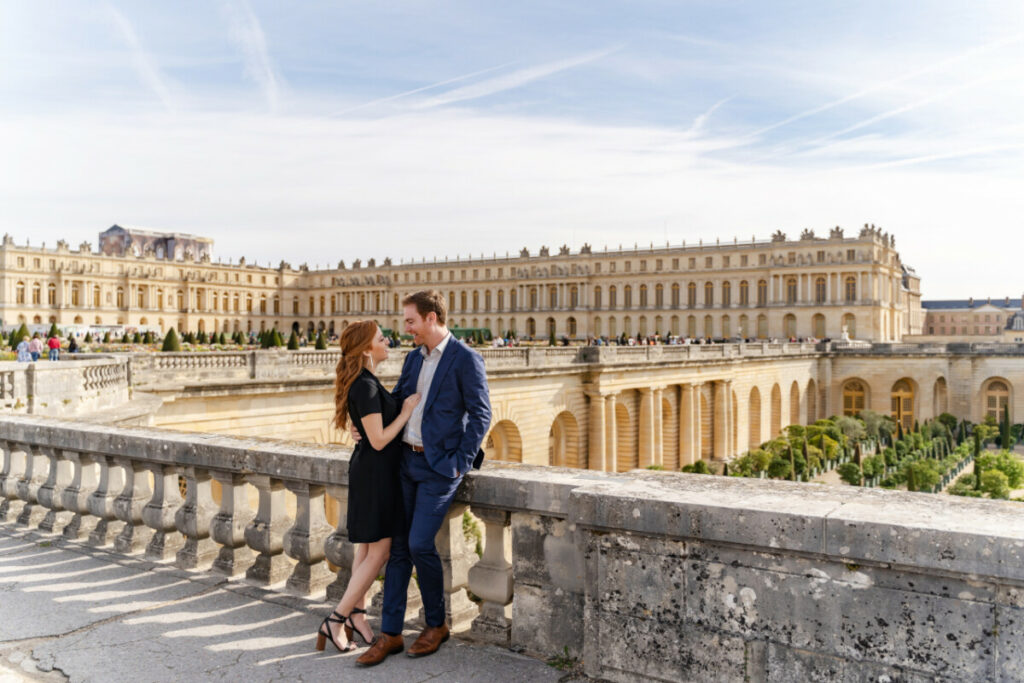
[610,262,616,273]
[639,260,647,272]
[17,257,24,267]
[689,257,696,269]
[656,259,663,271]
[847,249,856,261]
[740,255,748,266]
[594,263,601,273]
[722,256,730,267]
[497,268,503,277]
[485,268,491,278]
[473,269,478,279]
[787,252,796,264]
[705,257,713,268]
[817,251,825,263]
[624,261,631,272]
[672,258,679,269]
[49,259,56,269]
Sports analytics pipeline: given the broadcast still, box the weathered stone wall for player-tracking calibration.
[2,415,1021,681]
[0,359,129,417]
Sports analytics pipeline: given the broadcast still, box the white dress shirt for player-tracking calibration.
[403,331,452,447]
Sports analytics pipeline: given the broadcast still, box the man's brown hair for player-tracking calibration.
[402,290,447,325]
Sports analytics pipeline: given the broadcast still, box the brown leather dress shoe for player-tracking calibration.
[406,624,450,658]
[355,633,404,667]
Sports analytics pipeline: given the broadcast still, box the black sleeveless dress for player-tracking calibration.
[346,368,404,543]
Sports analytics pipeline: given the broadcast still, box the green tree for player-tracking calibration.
[287,331,299,350]
[102,331,111,343]
[767,455,792,480]
[9,323,29,349]
[48,322,60,338]
[143,331,154,344]
[218,331,227,345]
[980,469,1011,499]
[834,415,866,443]
[905,460,940,492]
[937,412,958,432]
[161,328,182,352]
[548,330,556,346]
[681,460,711,474]
[315,331,327,350]
[132,332,142,344]
[837,462,862,486]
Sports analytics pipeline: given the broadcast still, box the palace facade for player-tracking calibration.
[0,223,922,342]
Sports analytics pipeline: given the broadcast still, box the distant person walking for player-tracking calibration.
[67,337,79,354]
[16,337,31,362]
[47,334,60,361]
[27,334,43,362]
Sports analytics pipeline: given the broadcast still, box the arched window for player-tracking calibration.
[671,283,680,307]
[785,278,798,304]
[842,380,866,416]
[739,280,749,306]
[687,282,697,308]
[31,283,41,305]
[260,295,267,313]
[292,296,299,314]
[984,380,1010,421]
[497,290,504,311]
[549,286,557,309]
[449,292,456,312]
[546,317,556,337]
[273,296,280,314]
[721,315,731,338]
[687,315,697,338]
[609,286,617,308]
[594,286,602,309]
[756,314,768,338]
[891,379,914,432]
[815,277,827,304]
[655,284,663,308]
[812,313,826,338]
[473,291,479,311]
[738,314,748,338]
[568,316,577,337]
[461,291,468,311]
[704,282,714,307]
[570,286,578,309]
[639,284,648,308]
[15,281,25,304]
[624,285,632,307]
[756,280,767,306]
[529,287,538,309]
[49,284,58,306]
[845,276,857,302]
[527,317,536,337]
[842,313,856,338]
[783,313,796,338]
[485,290,492,310]
[721,281,731,307]
[703,314,713,338]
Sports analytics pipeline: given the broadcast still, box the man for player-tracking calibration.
[356,290,491,666]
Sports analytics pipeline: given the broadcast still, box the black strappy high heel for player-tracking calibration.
[347,607,374,646]
[316,610,355,652]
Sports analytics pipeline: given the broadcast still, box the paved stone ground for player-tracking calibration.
[0,529,568,683]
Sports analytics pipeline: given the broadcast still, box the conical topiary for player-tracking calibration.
[143,330,153,344]
[161,327,181,352]
[132,332,142,344]
[83,331,93,343]
[217,331,226,345]
[103,331,111,343]
[273,329,284,347]
[315,331,327,350]
[287,331,299,350]
[10,323,29,349]
[48,322,60,338]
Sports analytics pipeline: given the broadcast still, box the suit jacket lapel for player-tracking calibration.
[424,339,458,410]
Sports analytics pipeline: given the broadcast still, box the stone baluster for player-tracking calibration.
[283,481,334,594]
[141,463,185,560]
[113,456,154,553]
[243,474,294,585]
[87,455,127,547]
[61,450,101,541]
[37,447,73,535]
[174,466,219,570]
[210,471,256,577]
[467,507,513,644]
[427,502,479,631]
[0,441,28,523]
[323,485,356,603]
[17,442,51,527]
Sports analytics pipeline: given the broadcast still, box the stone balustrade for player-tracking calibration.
[2,414,1022,681]
[0,358,129,416]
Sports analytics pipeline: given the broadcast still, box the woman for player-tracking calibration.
[316,321,420,653]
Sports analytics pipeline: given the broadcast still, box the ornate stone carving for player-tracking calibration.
[539,246,550,257]
[519,248,530,257]
[771,230,786,242]
[830,226,844,239]
[580,243,592,254]
[800,229,816,240]
[559,244,570,255]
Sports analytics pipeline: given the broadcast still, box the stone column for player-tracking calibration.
[244,474,294,585]
[324,484,355,603]
[37,447,74,535]
[605,393,618,472]
[141,463,185,561]
[723,380,735,458]
[426,502,478,631]
[713,381,728,461]
[587,392,606,471]
[86,455,126,547]
[16,443,51,527]
[210,471,256,577]
[113,456,154,554]
[283,481,334,595]
[174,466,219,570]
[0,441,27,523]
[653,387,664,466]
[637,388,655,469]
[467,507,513,645]
[680,384,697,466]
[61,451,100,541]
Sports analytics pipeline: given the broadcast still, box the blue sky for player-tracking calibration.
[2,1,1023,297]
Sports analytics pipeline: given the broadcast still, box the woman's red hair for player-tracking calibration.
[333,321,379,431]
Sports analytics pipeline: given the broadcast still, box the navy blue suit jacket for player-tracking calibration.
[393,337,492,478]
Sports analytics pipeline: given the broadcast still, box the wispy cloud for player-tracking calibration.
[415,45,623,109]
[104,3,176,112]
[220,0,283,112]
[685,96,733,137]
[746,32,1024,140]
[331,61,520,117]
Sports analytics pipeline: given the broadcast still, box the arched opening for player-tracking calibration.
[783,314,796,339]
[546,317,556,338]
[812,313,825,338]
[933,377,948,417]
[790,381,801,426]
[891,379,915,432]
[567,317,577,337]
[549,411,581,468]
[756,314,768,339]
[527,317,536,337]
[806,379,817,422]
[485,420,523,462]
[748,386,762,449]
[842,313,856,338]
[770,383,782,436]
[983,378,1011,422]
[842,379,867,416]
[615,400,636,472]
